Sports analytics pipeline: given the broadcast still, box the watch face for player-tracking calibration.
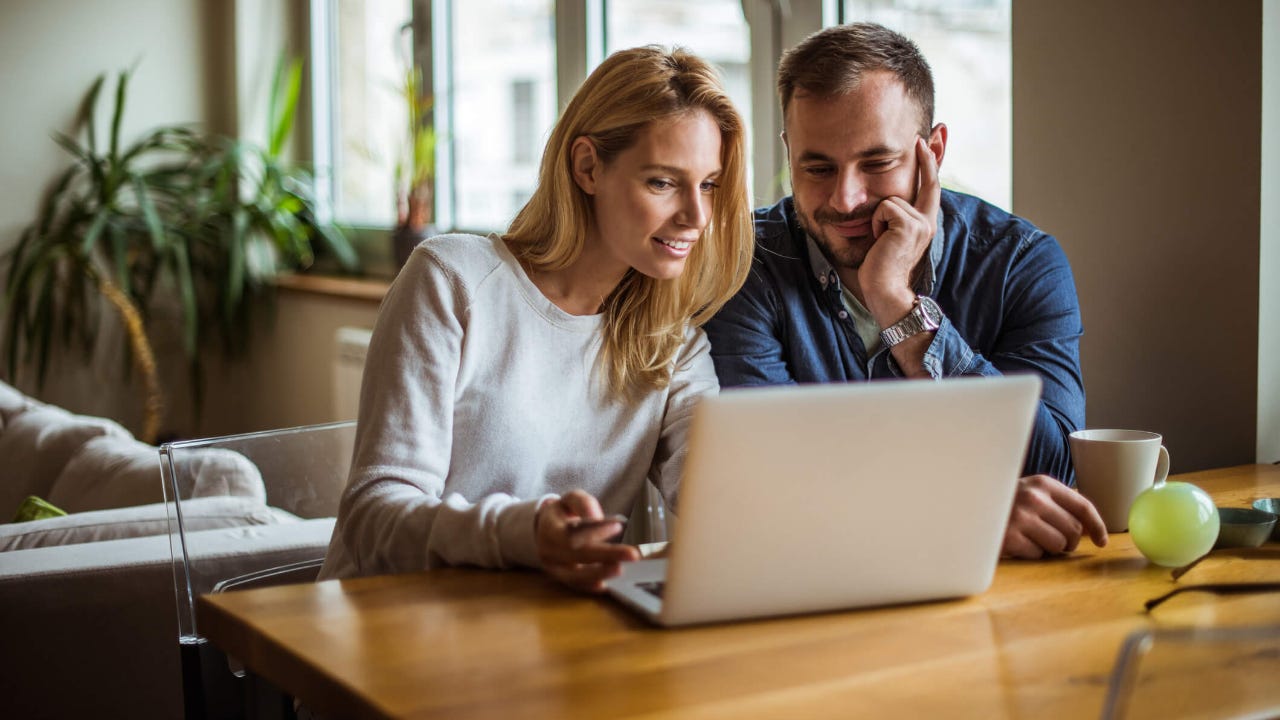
[919,296,943,324]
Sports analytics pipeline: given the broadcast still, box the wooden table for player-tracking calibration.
[198,465,1280,719]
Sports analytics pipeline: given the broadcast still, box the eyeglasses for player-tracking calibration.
[1144,549,1280,612]
[1144,582,1280,612]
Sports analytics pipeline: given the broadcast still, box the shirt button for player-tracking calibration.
[838,311,849,319]
[819,275,827,285]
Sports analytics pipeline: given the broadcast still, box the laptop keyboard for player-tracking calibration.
[637,581,666,599]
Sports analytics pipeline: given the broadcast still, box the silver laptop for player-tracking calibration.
[605,374,1041,627]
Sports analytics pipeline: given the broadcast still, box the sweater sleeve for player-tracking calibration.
[650,327,720,513]
[332,245,547,576]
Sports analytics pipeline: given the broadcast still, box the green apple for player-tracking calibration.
[1128,481,1219,567]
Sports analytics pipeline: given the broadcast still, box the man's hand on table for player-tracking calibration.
[1002,474,1109,559]
[534,490,640,593]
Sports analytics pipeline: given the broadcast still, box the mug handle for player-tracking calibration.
[1153,445,1170,485]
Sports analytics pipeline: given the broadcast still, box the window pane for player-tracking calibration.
[604,0,753,174]
[330,0,413,225]
[841,0,1011,210]
[447,0,556,232]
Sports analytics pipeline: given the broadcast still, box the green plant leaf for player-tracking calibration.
[51,131,92,165]
[314,222,358,270]
[106,222,131,296]
[132,173,166,250]
[32,256,58,389]
[80,208,109,256]
[35,164,82,237]
[110,69,129,164]
[268,57,303,158]
[170,239,198,357]
[225,206,247,317]
[80,74,106,159]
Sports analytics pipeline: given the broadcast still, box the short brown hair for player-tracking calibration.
[777,22,934,135]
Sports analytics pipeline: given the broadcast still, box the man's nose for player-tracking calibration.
[830,169,868,214]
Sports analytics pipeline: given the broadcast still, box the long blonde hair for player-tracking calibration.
[504,46,753,399]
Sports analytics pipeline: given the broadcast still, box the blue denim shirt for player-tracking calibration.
[704,191,1085,482]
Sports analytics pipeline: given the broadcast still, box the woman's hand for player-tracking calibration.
[535,490,640,592]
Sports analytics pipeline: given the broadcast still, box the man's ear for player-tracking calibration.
[928,123,948,171]
[570,136,600,195]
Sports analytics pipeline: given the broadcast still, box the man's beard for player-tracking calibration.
[793,196,877,271]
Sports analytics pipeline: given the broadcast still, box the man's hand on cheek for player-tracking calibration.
[859,137,940,326]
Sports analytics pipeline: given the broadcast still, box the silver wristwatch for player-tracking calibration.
[879,295,943,348]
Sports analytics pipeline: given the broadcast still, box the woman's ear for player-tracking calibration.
[570,136,600,195]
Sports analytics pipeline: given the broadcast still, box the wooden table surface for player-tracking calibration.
[198,465,1280,719]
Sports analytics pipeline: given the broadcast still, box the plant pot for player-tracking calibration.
[392,223,436,271]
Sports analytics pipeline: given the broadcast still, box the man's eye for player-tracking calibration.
[802,166,834,177]
[864,160,894,172]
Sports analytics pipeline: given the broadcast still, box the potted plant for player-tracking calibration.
[391,63,437,269]
[3,61,357,441]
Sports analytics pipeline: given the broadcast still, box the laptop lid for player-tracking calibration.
[607,374,1041,627]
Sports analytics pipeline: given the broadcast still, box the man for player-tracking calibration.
[704,22,1107,559]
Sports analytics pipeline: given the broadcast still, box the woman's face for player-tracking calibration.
[577,110,723,281]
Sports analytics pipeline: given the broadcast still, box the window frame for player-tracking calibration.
[305,1,833,233]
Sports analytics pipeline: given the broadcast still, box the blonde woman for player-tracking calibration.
[319,47,753,592]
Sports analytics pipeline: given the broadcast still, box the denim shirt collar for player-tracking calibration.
[803,209,945,297]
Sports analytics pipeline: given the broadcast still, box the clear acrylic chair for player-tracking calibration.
[161,420,357,720]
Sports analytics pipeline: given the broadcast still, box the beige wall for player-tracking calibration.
[1014,1,1264,472]
[0,0,234,437]
[1261,0,1280,463]
[194,290,380,437]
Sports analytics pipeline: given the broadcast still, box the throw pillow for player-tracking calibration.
[0,380,32,428]
[0,496,296,552]
[0,406,132,519]
[46,436,266,514]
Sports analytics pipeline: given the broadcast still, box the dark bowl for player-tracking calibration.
[1215,507,1278,549]
[1252,498,1280,541]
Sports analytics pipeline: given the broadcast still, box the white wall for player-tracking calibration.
[1014,1,1264,472]
[0,0,233,437]
[1261,0,1280,463]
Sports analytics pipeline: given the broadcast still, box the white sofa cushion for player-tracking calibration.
[46,436,266,513]
[0,405,132,517]
[0,496,296,552]
[0,380,31,429]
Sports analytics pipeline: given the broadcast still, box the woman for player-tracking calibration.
[319,46,753,592]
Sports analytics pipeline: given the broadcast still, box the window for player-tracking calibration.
[838,0,1012,210]
[310,0,1011,233]
[604,0,753,189]
[313,0,755,233]
[442,0,556,232]
[315,0,414,226]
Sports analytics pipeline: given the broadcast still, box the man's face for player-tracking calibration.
[784,71,941,271]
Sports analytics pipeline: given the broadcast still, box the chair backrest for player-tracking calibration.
[160,420,355,645]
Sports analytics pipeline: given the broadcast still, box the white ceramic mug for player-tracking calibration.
[1068,429,1171,532]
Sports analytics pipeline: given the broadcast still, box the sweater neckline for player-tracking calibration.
[489,234,603,333]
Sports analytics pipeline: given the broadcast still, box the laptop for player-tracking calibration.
[605,374,1042,627]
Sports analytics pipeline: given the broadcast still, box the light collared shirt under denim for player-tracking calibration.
[704,191,1085,482]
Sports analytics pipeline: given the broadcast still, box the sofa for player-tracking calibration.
[0,380,343,719]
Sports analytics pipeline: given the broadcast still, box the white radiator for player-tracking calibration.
[333,327,373,420]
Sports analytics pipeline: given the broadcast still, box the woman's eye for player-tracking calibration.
[647,179,674,191]
[699,180,719,193]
